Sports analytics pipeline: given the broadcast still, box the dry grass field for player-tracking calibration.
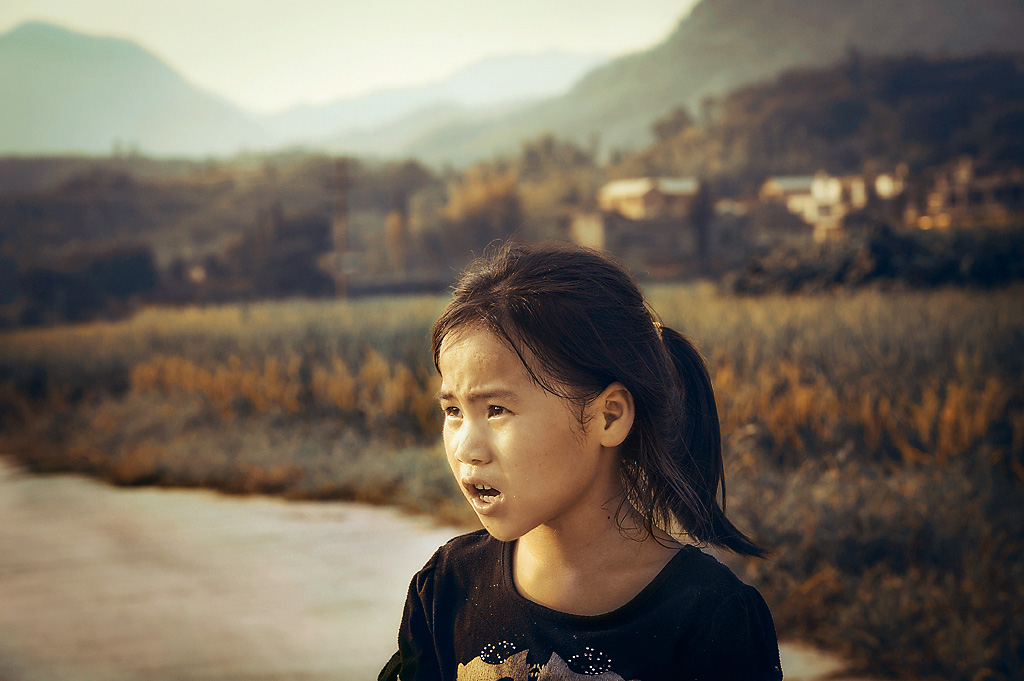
[1,284,1021,680]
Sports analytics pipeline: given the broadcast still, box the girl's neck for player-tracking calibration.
[512,513,682,616]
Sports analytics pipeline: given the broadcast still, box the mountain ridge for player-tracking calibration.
[404,0,1024,164]
[0,22,609,157]
[5,1,1024,161]
[0,22,269,156]
[264,50,608,145]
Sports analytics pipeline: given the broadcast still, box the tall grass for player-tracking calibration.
[0,285,1021,680]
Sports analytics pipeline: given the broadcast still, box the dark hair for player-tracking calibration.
[431,241,765,557]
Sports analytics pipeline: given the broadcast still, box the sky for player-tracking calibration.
[0,0,701,114]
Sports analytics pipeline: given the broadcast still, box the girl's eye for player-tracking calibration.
[443,406,461,418]
[487,405,508,417]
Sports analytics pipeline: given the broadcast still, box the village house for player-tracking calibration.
[597,177,700,220]
[570,177,702,276]
[759,175,816,224]
[760,171,873,240]
[905,157,1024,229]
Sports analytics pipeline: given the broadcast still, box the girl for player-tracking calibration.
[380,242,782,681]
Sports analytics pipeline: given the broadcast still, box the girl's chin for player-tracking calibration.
[478,519,529,543]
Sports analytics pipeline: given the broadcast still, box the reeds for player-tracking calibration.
[1,285,1021,680]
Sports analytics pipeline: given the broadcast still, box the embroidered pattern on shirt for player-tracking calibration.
[457,644,637,681]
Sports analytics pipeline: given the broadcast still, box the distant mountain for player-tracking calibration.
[264,51,608,145]
[323,101,514,158]
[405,0,1024,165]
[0,22,269,156]
[10,0,1023,163]
[0,22,608,158]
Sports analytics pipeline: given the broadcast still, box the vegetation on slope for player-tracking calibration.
[618,51,1024,187]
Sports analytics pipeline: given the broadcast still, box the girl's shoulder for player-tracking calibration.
[433,528,497,564]
[414,529,500,586]
[439,528,494,552]
[664,545,774,616]
[415,532,772,626]
[675,547,782,677]
[670,546,778,647]
[420,533,757,600]
[671,544,754,593]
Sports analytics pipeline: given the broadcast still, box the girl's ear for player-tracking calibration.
[597,381,634,448]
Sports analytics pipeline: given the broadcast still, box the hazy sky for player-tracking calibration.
[0,1,700,113]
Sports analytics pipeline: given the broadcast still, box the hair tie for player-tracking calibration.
[653,321,664,340]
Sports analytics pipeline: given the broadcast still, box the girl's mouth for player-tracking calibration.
[466,482,503,513]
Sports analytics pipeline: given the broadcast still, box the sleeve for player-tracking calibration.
[378,551,445,681]
[687,585,784,681]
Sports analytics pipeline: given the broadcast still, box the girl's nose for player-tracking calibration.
[456,449,489,465]
[453,422,492,465]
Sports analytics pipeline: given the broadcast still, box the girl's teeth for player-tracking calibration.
[472,483,499,498]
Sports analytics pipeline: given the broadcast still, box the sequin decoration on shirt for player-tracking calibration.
[457,642,637,681]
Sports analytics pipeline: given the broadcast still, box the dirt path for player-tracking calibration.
[0,458,861,681]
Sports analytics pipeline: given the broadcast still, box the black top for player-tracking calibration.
[380,530,783,681]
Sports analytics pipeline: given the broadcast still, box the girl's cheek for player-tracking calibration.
[442,424,462,463]
[444,444,459,474]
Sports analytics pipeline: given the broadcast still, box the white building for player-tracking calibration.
[760,171,870,240]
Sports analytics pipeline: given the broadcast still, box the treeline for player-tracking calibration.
[618,51,1024,188]
[4,246,157,325]
[728,222,1024,294]
[0,155,441,325]
[0,138,602,326]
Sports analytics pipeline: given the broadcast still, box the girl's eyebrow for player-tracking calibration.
[435,388,519,403]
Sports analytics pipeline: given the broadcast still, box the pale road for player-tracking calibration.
[0,458,861,681]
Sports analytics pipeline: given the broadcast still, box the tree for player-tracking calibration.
[385,192,409,274]
[652,107,695,142]
[440,168,522,261]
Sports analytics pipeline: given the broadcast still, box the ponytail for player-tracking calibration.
[658,326,767,558]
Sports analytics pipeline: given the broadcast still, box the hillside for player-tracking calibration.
[615,51,1024,184]
[0,22,269,156]
[406,0,1024,164]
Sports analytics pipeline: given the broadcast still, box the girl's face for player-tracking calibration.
[437,326,622,542]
